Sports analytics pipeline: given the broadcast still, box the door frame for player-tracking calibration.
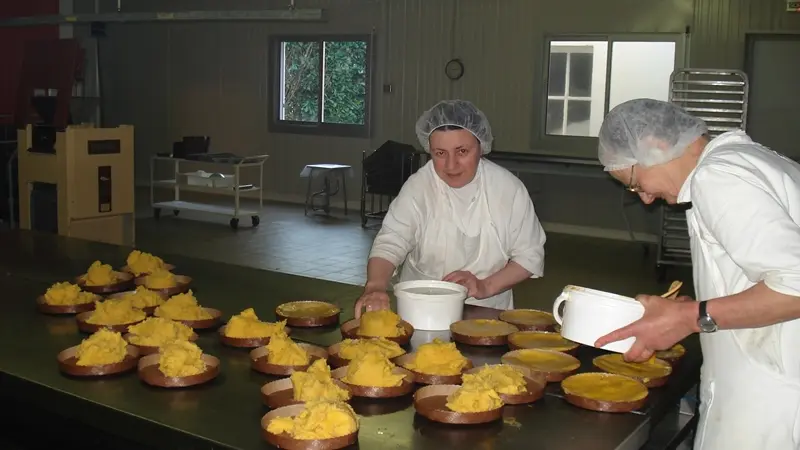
[744,32,800,93]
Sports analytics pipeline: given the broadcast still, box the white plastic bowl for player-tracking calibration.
[394,280,468,331]
[552,285,644,353]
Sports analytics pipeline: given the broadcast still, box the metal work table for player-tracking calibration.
[0,231,700,450]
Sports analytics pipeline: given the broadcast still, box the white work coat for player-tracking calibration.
[369,158,546,310]
[679,131,800,450]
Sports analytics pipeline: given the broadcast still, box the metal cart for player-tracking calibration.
[360,140,424,228]
[657,68,750,280]
[150,154,268,229]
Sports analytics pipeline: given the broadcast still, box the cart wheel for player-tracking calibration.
[153,208,161,220]
[230,218,239,229]
[173,210,180,216]
[251,216,260,227]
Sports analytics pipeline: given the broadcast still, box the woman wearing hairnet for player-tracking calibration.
[594,98,800,450]
[354,100,546,317]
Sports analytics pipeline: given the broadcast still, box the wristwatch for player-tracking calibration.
[697,301,718,333]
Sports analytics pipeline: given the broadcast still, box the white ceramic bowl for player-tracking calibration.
[394,280,468,331]
[552,285,644,353]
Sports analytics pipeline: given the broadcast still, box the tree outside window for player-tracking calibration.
[271,36,370,137]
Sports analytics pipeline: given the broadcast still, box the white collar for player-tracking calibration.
[677,130,752,203]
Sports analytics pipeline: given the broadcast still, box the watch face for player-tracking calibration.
[698,316,718,333]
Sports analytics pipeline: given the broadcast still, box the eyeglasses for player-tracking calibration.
[626,166,643,193]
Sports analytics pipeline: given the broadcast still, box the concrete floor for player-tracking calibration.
[134,190,693,307]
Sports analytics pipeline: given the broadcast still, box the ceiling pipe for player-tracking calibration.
[0,8,326,27]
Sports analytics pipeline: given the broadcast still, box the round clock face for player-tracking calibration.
[445,59,464,80]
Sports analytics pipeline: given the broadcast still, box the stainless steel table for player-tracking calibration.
[0,230,700,450]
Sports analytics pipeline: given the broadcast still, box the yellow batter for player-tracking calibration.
[446,385,504,413]
[127,317,194,347]
[593,354,672,383]
[462,364,527,395]
[499,309,556,327]
[402,339,468,376]
[562,373,649,403]
[86,298,146,325]
[290,359,351,403]
[126,250,166,276]
[502,349,580,373]
[451,319,516,337]
[266,332,310,366]
[277,301,339,318]
[158,340,207,377]
[121,286,165,310]
[84,261,119,286]
[225,308,286,338]
[342,352,406,387]
[358,310,405,338]
[154,291,212,321]
[508,331,578,352]
[266,401,358,440]
[75,329,128,366]
[656,344,686,360]
[143,268,178,289]
[337,338,405,361]
[43,282,98,306]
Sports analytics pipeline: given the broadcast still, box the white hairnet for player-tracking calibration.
[415,99,493,154]
[598,99,708,171]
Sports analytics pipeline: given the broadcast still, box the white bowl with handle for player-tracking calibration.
[394,280,468,331]
[552,285,644,353]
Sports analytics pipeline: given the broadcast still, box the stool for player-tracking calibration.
[300,164,353,216]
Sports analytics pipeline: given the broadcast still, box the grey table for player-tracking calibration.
[0,230,700,450]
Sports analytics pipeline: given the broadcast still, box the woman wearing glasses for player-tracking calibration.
[595,98,800,450]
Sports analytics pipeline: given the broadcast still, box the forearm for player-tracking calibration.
[364,257,396,292]
[682,282,800,332]
[482,261,532,298]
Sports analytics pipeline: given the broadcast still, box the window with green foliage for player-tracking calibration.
[269,36,371,137]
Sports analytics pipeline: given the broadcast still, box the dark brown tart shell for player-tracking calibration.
[340,318,414,346]
[75,272,135,294]
[393,354,474,385]
[137,353,220,388]
[261,405,358,450]
[561,372,649,413]
[330,366,416,398]
[260,377,351,409]
[250,344,329,376]
[36,295,97,315]
[275,301,341,328]
[57,345,139,377]
[413,384,503,425]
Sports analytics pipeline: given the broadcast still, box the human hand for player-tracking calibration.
[354,287,391,319]
[594,294,698,362]
[443,271,490,299]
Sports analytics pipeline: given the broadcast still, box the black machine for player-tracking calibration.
[360,140,424,227]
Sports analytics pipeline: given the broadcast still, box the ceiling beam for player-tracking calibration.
[0,9,326,27]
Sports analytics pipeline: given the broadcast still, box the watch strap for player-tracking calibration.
[699,300,709,319]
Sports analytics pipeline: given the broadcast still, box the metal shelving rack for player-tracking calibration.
[657,68,750,278]
[150,155,268,229]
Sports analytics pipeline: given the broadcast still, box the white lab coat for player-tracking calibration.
[369,158,546,310]
[678,131,800,450]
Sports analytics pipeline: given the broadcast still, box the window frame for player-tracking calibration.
[546,45,595,136]
[533,33,686,158]
[268,34,373,138]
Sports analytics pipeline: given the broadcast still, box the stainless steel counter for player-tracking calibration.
[0,230,700,450]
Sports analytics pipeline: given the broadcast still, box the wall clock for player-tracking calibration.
[445,59,464,80]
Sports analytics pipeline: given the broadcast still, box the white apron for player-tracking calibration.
[398,162,512,310]
[685,134,800,450]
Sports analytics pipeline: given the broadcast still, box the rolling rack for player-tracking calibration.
[150,154,269,229]
[657,68,750,280]
[360,140,424,228]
